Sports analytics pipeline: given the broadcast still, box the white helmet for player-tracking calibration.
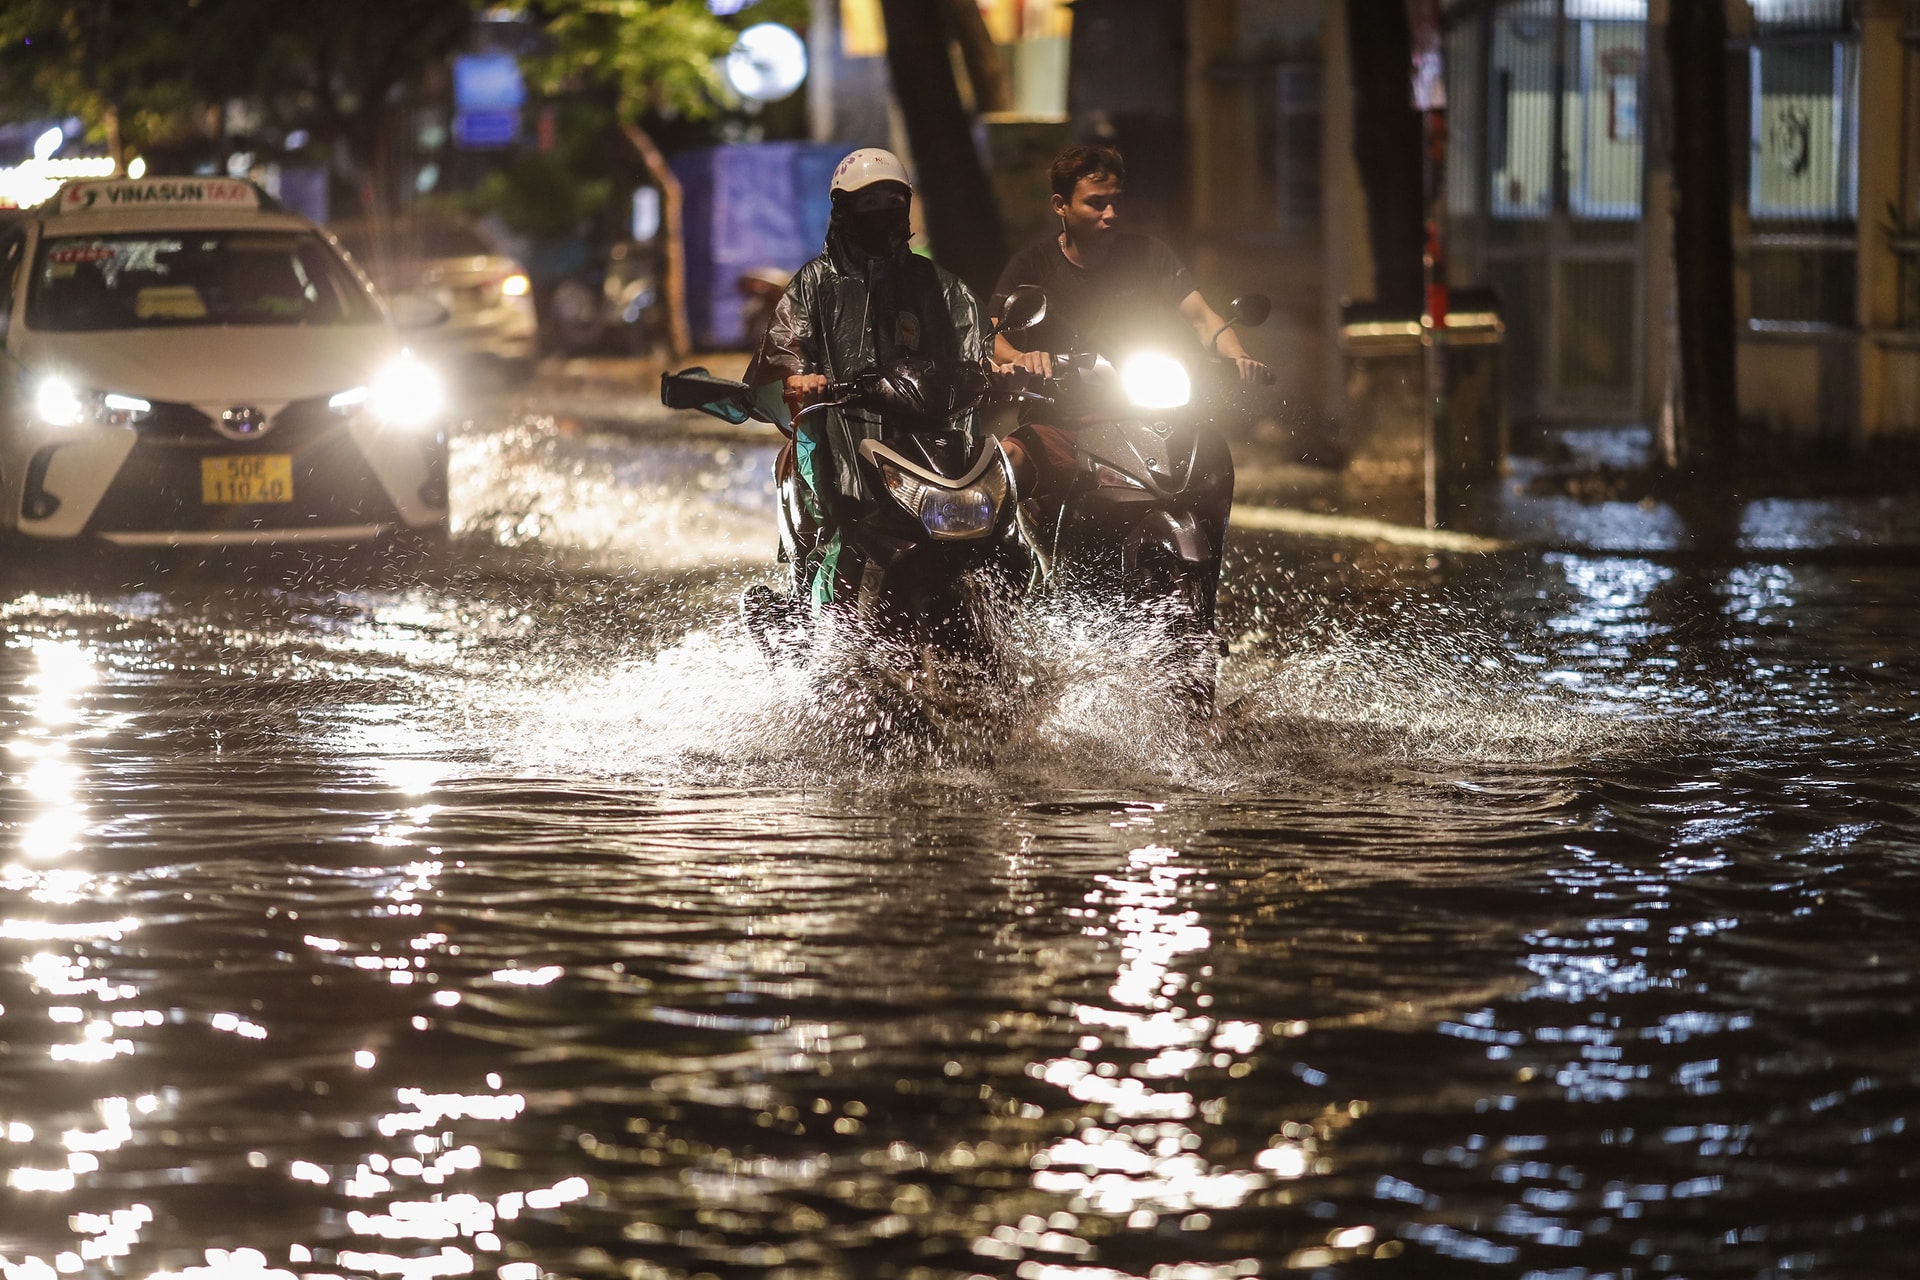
[830,147,912,196]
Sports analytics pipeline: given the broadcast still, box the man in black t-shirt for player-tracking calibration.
[992,226,1196,360]
[990,144,1265,503]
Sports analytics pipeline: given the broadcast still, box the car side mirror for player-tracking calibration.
[388,291,450,331]
[991,284,1047,336]
[1227,294,1271,329]
[660,367,771,425]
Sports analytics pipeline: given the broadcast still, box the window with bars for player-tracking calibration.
[1742,0,1859,327]
[1480,2,1646,221]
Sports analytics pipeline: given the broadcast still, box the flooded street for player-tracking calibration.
[2,397,1917,1280]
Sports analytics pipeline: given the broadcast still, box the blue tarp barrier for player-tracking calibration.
[673,141,856,349]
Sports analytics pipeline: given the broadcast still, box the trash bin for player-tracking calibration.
[1337,286,1507,484]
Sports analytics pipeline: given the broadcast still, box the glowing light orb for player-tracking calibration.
[726,23,807,102]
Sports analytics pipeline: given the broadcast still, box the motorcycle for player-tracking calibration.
[545,240,666,357]
[659,286,1051,739]
[1018,294,1272,710]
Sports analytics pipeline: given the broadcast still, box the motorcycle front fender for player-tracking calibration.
[1129,507,1212,570]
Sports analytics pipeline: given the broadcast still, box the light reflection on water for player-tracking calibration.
[0,417,1916,1278]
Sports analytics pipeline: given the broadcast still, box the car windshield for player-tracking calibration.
[25,230,382,332]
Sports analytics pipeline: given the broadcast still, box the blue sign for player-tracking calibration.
[454,54,526,113]
[454,110,519,149]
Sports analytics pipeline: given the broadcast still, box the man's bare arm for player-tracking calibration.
[1178,290,1266,382]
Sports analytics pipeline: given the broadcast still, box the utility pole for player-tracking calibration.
[1408,0,1450,528]
[1665,0,1738,468]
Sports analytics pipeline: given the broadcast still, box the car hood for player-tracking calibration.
[14,325,407,404]
[355,254,521,290]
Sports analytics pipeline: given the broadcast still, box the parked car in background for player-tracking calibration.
[330,212,538,380]
[539,238,666,358]
[0,177,449,548]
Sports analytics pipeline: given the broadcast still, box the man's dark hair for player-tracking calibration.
[1049,143,1125,202]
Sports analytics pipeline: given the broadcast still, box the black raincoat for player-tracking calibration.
[745,224,985,508]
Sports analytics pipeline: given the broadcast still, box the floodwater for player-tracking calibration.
[2,407,1916,1280]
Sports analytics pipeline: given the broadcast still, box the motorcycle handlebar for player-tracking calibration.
[791,369,1024,421]
[1040,352,1276,387]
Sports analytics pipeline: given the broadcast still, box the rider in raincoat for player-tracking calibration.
[745,148,988,606]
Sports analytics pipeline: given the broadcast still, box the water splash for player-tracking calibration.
[452,417,775,573]
[466,588,1668,790]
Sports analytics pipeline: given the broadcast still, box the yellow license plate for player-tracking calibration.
[201,454,293,504]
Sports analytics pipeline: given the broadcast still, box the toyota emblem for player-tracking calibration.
[221,406,268,436]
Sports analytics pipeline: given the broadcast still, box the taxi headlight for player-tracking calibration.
[31,378,150,429]
[103,393,152,423]
[328,386,370,414]
[878,458,1007,540]
[33,377,87,429]
[1119,352,1191,410]
[500,272,532,298]
[367,355,444,429]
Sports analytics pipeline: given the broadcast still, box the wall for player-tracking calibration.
[1184,0,1342,433]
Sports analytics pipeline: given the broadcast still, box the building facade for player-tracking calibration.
[810,0,1920,452]
[1186,0,1920,451]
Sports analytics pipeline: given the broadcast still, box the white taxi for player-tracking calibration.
[0,176,448,547]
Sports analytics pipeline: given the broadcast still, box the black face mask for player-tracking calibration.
[842,207,910,257]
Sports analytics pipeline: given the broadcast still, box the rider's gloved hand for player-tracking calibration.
[784,373,830,413]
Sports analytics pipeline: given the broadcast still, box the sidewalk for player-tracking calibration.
[1482,424,1920,558]
[1228,417,1920,559]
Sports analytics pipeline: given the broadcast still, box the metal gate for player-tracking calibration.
[1449,0,1648,423]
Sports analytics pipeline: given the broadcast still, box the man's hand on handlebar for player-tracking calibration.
[1003,349,1053,381]
[783,373,830,413]
[1233,356,1273,385]
[989,359,1041,391]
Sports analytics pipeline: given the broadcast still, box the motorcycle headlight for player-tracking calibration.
[1120,352,1191,410]
[877,458,1008,540]
[365,354,445,430]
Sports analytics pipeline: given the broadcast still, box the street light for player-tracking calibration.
[724,23,807,102]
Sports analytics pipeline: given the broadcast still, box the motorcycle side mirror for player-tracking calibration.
[991,283,1048,336]
[1227,294,1271,328]
[660,367,769,425]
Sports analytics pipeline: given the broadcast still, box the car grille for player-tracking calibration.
[134,400,216,440]
[135,395,341,446]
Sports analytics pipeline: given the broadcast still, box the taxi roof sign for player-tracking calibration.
[53,177,262,215]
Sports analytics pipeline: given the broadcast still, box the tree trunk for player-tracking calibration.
[939,0,1012,114]
[621,121,691,360]
[877,0,1009,297]
[1344,0,1425,315]
[351,88,394,216]
[1665,1,1739,467]
[103,105,124,175]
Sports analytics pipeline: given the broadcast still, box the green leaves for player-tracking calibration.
[532,0,809,123]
